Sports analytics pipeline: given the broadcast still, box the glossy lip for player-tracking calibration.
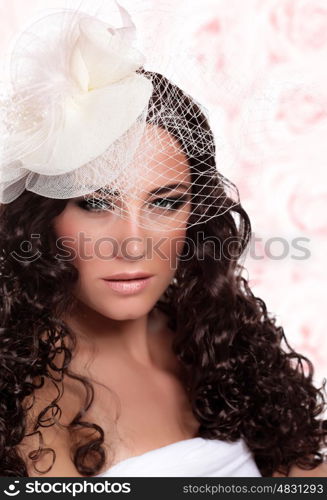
[102,276,153,295]
[103,272,154,281]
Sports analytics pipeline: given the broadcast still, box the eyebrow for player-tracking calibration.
[149,183,190,196]
[93,183,190,197]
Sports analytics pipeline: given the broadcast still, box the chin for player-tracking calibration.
[96,301,155,321]
[107,309,148,321]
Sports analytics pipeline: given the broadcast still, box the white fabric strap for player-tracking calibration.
[96,437,262,477]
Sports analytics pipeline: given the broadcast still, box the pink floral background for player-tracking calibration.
[1,0,326,391]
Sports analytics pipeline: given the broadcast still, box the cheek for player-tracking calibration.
[153,229,187,273]
[53,210,97,271]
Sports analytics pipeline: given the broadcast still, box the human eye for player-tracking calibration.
[75,197,114,212]
[149,194,189,211]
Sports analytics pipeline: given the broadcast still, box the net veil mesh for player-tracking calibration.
[0,5,240,231]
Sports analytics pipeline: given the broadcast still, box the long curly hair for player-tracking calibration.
[0,70,326,477]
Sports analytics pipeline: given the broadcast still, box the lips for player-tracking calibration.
[103,272,153,281]
[102,274,153,294]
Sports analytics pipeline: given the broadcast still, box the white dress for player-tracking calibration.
[95,437,262,477]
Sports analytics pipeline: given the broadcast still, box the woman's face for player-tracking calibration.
[53,125,191,321]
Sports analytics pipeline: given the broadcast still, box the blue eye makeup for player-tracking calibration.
[75,198,114,212]
[75,194,189,213]
[149,194,189,211]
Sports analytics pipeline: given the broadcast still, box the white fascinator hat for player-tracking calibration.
[0,2,239,230]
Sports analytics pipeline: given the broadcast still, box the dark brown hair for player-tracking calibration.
[0,70,326,477]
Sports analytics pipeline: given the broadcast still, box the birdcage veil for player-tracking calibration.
[0,1,240,231]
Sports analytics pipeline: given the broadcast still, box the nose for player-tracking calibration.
[113,205,147,261]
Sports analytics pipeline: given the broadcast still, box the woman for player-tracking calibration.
[0,7,326,477]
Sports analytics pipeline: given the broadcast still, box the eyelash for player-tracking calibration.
[75,195,189,213]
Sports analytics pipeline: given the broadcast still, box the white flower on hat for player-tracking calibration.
[0,4,153,202]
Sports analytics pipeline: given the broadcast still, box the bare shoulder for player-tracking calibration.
[273,462,327,477]
[27,450,83,478]
[16,426,84,477]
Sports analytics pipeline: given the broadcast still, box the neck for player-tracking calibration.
[63,300,166,368]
